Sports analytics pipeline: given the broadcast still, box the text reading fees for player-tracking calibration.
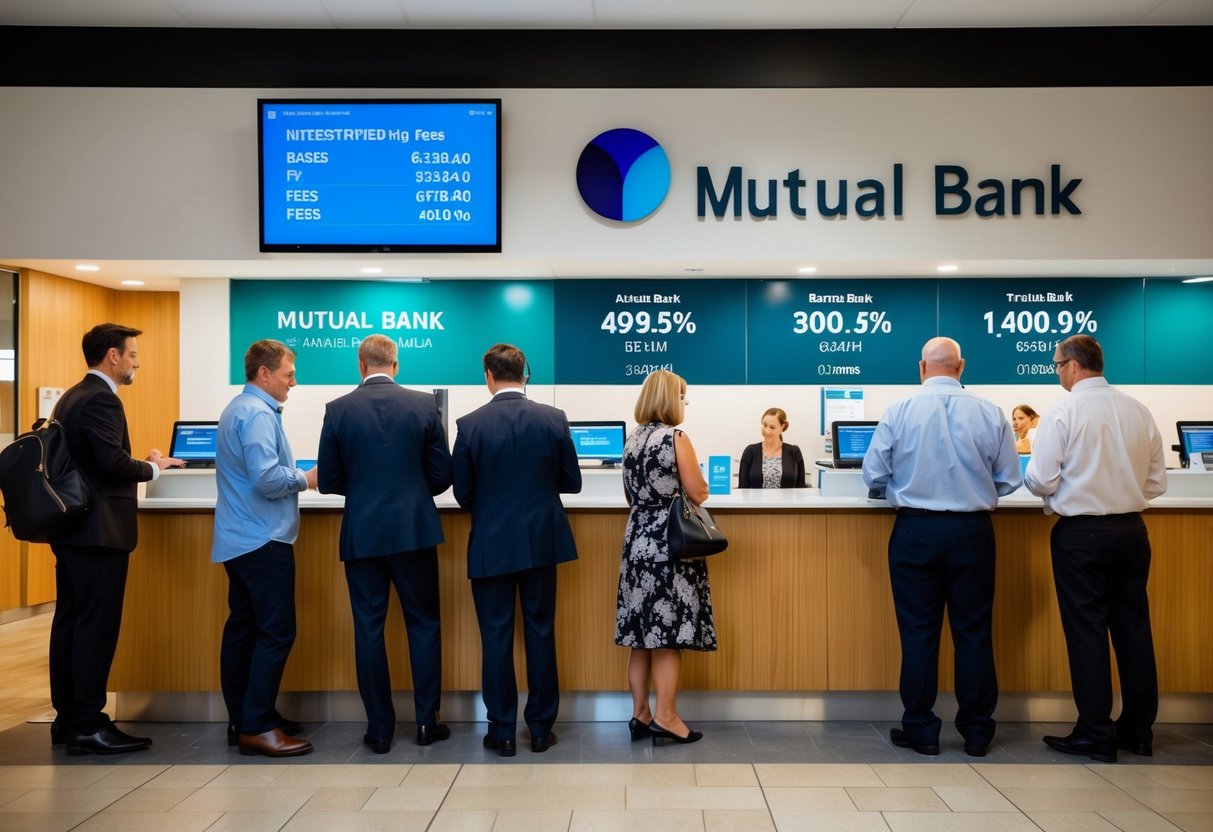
[983,309,1099,337]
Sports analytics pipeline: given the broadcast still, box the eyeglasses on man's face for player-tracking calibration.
[1053,358,1072,370]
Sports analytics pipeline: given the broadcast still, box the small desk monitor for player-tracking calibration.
[830,421,879,469]
[1177,421,1213,468]
[169,421,219,468]
[569,421,626,466]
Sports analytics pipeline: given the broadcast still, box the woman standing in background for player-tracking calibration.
[738,407,807,488]
[1012,404,1040,454]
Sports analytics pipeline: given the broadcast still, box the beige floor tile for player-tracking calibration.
[494,808,574,831]
[697,765,759,788]
[279,810,434,832]
[756,764,883,788]
[846,787,948,812]
[71,810,223,832]
[871,763,985,788]
[932,784,1019,812]
[0,766,116,789]
[882,811,1042,832]
[454,763,694,788]
[0,788,29,807]
[973,763,1115,789]
[1128,790,1213,813]
[1098,810,1185,831]
[272,764,411,788]
[427,809,497,832]
[172,786,316,813]
[100,785,194,812]
[0,787,132,813]
[705,809,777,832]
[769,809,891,831]
[626,785,767,811]
[203,810,294,832]
[205,765,288,789]
[1029,811,1127,831]
[0,813,94,832]
[443,784,625,811]
[361,785,451,812]
[299,786,374,812]
[403,764,460,788]
[763,787,856,812]
[143,765,229,789]
[1000,786,1148,813]
[91,765,169,790]
[1162,813,1213,832]
[1094,767,1213,792]
[570,809,705,832]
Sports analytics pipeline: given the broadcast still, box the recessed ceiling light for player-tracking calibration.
[121,280,145,286]
[1182,276,1213,284]
[798,266,817,274]
[75,264,100,272]
[937,265,959,272]
[360,267,383,274]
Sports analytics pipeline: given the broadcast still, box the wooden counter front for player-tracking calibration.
[110,508,1213,695]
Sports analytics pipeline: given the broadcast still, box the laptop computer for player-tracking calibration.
[819,420,879,469]
[168,421,219,468]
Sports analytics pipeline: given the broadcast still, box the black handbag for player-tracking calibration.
[0,418,91,543]
[666,484,728,559]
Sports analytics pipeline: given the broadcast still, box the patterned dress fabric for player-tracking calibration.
[614,422,717,651]
[761,454,782,488]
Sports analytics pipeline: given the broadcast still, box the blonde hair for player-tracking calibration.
[634,369,686,426]
[358,334,397,369]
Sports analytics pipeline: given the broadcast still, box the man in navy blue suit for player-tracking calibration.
[318,334,453,754]
[452,343,582,757]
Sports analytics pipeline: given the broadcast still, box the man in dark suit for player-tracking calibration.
[48,323,184,755]
[317,334,453,754]
[452,343,582,757]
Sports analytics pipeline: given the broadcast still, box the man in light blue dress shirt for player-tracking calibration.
[863,337,1021,758]
[213,339,318,757]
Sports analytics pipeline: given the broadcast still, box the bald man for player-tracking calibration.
[863,337,1021,757]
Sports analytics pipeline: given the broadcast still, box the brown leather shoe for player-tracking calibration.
[238,728,313,757]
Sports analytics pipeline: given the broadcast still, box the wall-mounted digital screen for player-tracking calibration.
[569,421,626,465]
[259,99,501,252]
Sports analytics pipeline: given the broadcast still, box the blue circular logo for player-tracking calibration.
[576,128,670,222]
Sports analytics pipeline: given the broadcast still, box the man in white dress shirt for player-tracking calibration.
[1025,334,1166,763]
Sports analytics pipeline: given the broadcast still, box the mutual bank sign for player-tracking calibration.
[695,163,1082,218]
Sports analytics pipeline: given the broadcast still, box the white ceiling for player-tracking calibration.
[2,1,1211,288]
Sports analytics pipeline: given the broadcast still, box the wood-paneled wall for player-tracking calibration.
[4,268,179,611]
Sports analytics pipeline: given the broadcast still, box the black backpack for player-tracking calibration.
[0,418,91,542]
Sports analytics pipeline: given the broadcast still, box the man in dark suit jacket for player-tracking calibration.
[452,343,582,757]
[49,323,183,755]
[317,334,453,754]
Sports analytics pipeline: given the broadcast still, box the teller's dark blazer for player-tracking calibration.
[451,392,582,579]
[737,442,807,489]
[317,376,452,558]
[50,373,153,551]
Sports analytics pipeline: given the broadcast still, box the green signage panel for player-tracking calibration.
[746,279,939,384]
[1144,279,1213,384]
[937,278,1145,384]
[229,279,554,385]
[553,280,747,384]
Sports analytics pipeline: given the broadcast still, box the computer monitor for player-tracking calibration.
[168,421,219,467]
[569,421,626,466]
[1176,421,1213,468]
[830,421,879,469]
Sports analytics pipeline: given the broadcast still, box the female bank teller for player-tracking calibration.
[738,407,807,488]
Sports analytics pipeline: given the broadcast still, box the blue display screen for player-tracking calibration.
[259,99,501,252]
[836,424,877,461]
[569,422,626,463]
[170,423,219,460]
[1181,426,1213,455]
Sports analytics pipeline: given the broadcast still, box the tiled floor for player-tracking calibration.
[1,720,1212,831]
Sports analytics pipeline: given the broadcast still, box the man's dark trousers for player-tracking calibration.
[888,510,998,747]
[1051,513,1158,748]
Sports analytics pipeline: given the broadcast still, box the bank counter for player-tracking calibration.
[115,468,1213,723]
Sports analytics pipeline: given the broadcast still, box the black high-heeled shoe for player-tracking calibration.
[628,718,652,741]
[649,720,703,746]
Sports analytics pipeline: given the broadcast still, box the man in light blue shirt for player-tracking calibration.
[863,337,1021,758]
[213,339,317,758]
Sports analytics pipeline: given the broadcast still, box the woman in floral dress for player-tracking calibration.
[614,370,716,745]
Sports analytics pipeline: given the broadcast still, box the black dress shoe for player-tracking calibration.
[628,718,652,742]
[50,720,66,746]
[363,734,392,755]
[1117,737,1153,757]
[483,735,517,757]
[649,720,703,746]
[1043,733,1117,763]
[964,743,989,757]
[890,727,940,756]
[66,723,152,756]
[531,731,558,753]
[417,723,451,746]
